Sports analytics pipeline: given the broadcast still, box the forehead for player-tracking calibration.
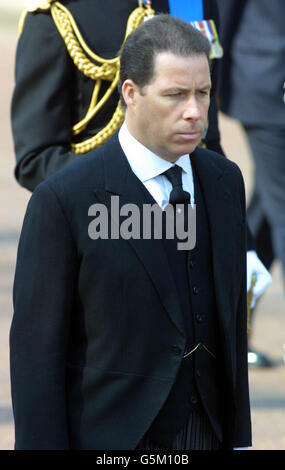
[151,51,211,87]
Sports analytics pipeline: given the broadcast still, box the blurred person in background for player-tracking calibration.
[217,0,285,368]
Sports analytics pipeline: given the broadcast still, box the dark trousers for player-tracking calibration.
[245,125,285,279]
[136,409,221,450]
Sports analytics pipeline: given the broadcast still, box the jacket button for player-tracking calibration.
[196,369,201,377]
[170,345,181,356]
[193,286,199,294]
[189,260,194,268]
[190,395,198,405]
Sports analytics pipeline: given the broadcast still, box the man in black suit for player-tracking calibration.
[11,16,251,449]
[10,14,251,450]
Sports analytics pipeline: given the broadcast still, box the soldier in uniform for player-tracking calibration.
[11,0,224,192]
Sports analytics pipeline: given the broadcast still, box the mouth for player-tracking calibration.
[176,131,201,141]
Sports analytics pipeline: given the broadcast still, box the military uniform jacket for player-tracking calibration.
[11,0,222,191]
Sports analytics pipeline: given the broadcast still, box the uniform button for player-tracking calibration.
[189,260,194,268]
[196,369,201,377]
[193,286,199,294]
[170,345,181,356]
[190,395,198,405]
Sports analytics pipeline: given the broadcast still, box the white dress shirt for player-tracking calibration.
[118,121,195,209]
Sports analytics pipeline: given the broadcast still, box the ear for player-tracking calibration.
[121,79,139,109]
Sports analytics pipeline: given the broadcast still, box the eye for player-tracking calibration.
[167,92,182,97]
[198,89,210,96]
[166,91,187,100]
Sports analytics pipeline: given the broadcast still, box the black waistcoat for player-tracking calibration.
[138,163,226,447]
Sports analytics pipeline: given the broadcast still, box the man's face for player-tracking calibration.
[124,52,211,161]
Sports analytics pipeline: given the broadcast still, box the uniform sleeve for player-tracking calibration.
[10,182,78,449]
[11,11,81,192]
[203,0,225,155]
[204,95,225,154]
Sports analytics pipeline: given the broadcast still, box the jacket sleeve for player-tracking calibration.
[233,170,252,447]
[10,182,78,449]
[11,11,81,192]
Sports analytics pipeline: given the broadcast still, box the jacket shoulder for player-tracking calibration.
[195,145,243,176]
[18,1,72,36]
[37,134,117,207]
[24,0,56,12]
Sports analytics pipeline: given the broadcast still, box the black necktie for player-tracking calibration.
[163,165,191,206]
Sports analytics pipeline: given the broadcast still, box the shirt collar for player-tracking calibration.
[118,121,191,182]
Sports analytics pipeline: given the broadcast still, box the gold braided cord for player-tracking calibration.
[73,98,124,154]
[51,2,119,79]
[72,79,102,137]
[17,1,154,153]
[72,74,118,137]
[50,1,154,153]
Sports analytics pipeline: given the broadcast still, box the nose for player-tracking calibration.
[182,97,201,121]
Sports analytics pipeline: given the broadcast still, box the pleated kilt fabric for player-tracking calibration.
[136,409,221,450]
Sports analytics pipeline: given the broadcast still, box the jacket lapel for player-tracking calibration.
[93,134,186,338]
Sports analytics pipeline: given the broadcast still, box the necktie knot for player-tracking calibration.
[163,165,190,206]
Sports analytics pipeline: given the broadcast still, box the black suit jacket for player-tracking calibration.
[10,134,251,449]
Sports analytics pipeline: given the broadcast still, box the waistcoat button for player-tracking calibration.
[195,313,204,323]
[170,345,181,356]
[190,395,198,405]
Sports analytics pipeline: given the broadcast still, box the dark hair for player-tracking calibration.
[118,14,211,108]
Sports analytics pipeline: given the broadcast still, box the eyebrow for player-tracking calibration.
[199,82,212,90]
[199,83,212,90]
[163,83,212,93]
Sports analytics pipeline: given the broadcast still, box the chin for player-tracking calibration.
[157,141,199,161]
[176,143,198,156]
[171,137,201,155]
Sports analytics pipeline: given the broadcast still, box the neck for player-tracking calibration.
[123,118,181,163]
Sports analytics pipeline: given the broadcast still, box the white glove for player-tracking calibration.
[247,250,272,309]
